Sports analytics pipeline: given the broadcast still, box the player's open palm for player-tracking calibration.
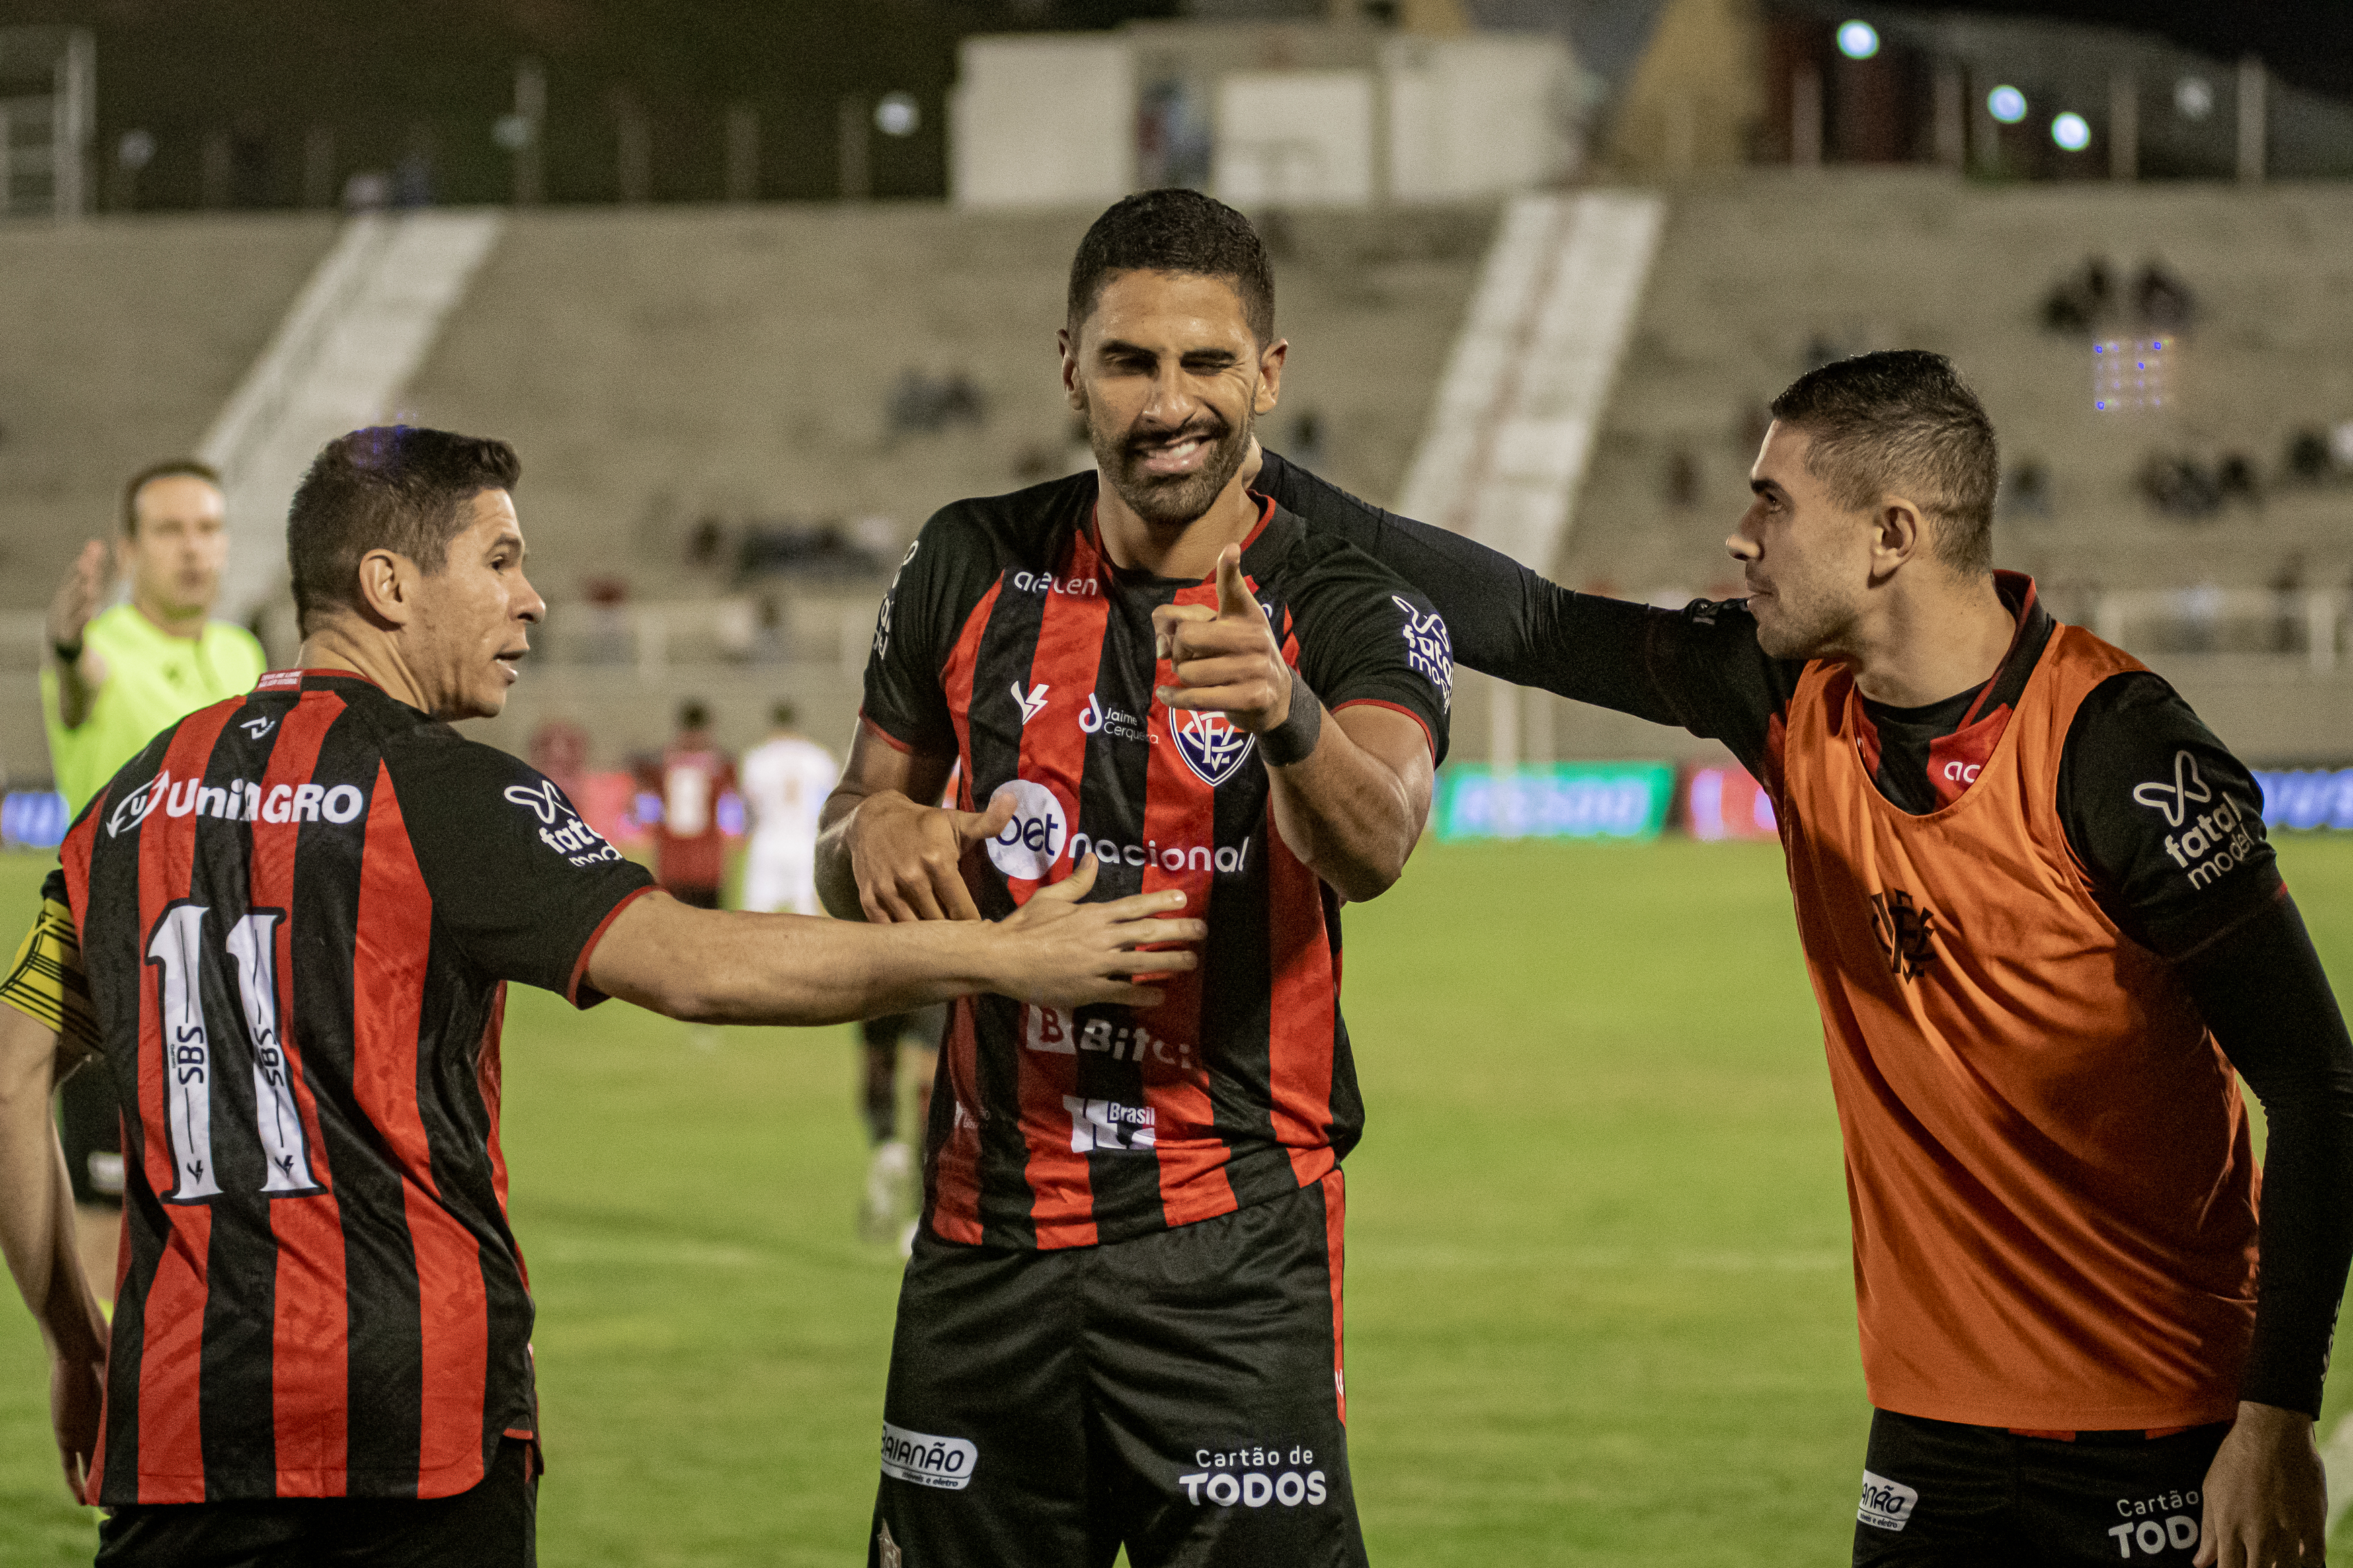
[1154,544,1289,733]
[994,856,1201,1010]
[46,539,110,656]
[849,788,1016,922]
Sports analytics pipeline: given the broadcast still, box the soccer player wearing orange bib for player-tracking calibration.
[1274,353,2347,1568]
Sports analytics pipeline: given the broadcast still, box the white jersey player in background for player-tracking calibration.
[737,702,839,917]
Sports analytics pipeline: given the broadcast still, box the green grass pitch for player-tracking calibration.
[3,837,2350,1565]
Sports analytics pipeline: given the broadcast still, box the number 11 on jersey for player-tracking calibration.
[146,903,321,1202]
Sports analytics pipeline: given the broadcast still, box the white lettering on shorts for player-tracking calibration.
[1176,1445,1329,1510]
[879,1421,978,1491]
[1858,1470,1917,1532]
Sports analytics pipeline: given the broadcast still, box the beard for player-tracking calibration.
[1749,578,1856,661]
[1091,403,1255,530]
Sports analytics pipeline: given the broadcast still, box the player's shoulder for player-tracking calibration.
[204,618,269,667]
[918,470,1094,567]
[1261,503,1431,608]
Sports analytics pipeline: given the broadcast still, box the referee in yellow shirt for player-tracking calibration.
[38,459,266,1297]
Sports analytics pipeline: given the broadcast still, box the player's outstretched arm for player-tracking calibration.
[817,720,1010,923]
[1156,546,1431,903]
[0,1005,108,1503]
[586,857,1201,1025]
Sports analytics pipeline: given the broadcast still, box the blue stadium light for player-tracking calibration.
[2050,112,2091,151]
[1835,21,1880,60]
[1987,85,2028,124]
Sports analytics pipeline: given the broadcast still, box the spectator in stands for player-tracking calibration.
[2135,261,2196,331]
[528,718,591,805]
[687,515,726,571]
[2271,555,2307,655]
[2001,458,2052,520]
[2285,429,2333,484]
[38,458,269,1305]
[2139,452,2223,518]
[2040,256,2113,333]
[2217,452,2262,507]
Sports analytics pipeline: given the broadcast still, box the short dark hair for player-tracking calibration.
[287,427,520,635]
[1068,189,1275,346]
[122,459,221,536]
[679,700,711,732]
[1770,351,1999,575]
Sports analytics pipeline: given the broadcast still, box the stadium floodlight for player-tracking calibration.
[2050,112,2091,151]
[875,91,920,138]
[116,128,154,169]
[1987,85,2028,124]
[1835,20,1880,60]
[491,113,532,151]
[2175,75,2214,120]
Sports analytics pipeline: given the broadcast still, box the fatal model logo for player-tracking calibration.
[2132,749,2213,827]
[1168,707,1254,788]
[1392,595,1455,710]
[1867,889,1938,981]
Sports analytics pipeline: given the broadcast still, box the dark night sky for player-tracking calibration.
[1927,1,2352,102]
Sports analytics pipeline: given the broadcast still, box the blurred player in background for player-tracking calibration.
[852,1006,940,1245]
[823,190,1451,1568]
[34,459,266,1303]
[0,425,1201,1561]
[651,699,734,908]
[1283,352,2346,1568]
[739,702,836,917]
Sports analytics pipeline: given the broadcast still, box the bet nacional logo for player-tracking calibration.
[984,779,1066,881]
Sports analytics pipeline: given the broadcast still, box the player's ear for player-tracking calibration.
[354,548,417,629]
[1059,325,1086,413]
[1254,337,1289,415]
[1870,497,1927,578]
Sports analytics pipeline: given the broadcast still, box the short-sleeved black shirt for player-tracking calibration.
[30,670,652,1506]
[863,472,1451,1249]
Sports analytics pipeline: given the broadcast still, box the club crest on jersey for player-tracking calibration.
[1867,889,1938,982]
[1168,708,1254,788]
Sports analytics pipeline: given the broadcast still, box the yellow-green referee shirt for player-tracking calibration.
[40,602,268,814]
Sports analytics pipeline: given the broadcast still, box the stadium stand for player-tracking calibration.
[389,200,1492,764]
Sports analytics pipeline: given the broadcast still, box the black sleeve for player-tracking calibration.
[2172,895,2353,1417]
[2057,672,2282,958]
[1257,451,1802,775]
[392,738,656,1006]
[860,508,1003,757]
[1285,540,1455,766]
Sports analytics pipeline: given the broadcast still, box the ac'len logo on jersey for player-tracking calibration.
[1868,889,1938,981]
[1168,708,1254,788]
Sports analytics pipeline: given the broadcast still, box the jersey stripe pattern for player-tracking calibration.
[867,475,1449,1250]
[59,672,638,1505]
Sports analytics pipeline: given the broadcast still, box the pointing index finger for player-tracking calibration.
[1215,544,1256,622]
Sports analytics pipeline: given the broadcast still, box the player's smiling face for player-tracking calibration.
[407,489,545,721]
[1062,270,1286,532]
[1730,421,1874,661]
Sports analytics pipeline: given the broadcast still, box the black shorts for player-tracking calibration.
[869,1169,1361,1568]
[96,1438,536,1567]
[56,1057,123,1207]
[861,1005,947,1054]
[1852,1409,2229,1566]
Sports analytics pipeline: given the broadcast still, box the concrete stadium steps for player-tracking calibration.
[0,212,340,610]
[397,202,1495,612]
[1562,171,2353,604]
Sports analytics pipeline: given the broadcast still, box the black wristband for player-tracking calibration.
[52,638,83,665]
[1259,679,1324,767]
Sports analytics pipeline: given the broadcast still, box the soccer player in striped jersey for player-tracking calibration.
[0,425,1203,1567]
[1273,353,2348,1568]
[820,191,1452,1567]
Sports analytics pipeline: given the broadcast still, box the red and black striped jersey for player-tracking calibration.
[863,474,1453,1249]
[47,669,654,1506]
